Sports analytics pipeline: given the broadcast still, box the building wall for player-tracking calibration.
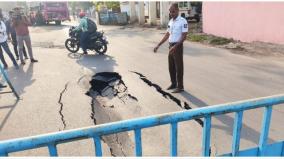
[203,2,284,44]
[120,2,139,20]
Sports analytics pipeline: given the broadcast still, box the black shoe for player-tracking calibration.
[167,84,176,90]
[21,60,25,65]
[25,57,29,59]
[0,83,7,88]
[16,57,19,60]
[172,88,184,93]
[31,59,38,63]
[83,52,88,55]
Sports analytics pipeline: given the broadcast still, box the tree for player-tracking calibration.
[68,1,94,12]
[94,1,120,12]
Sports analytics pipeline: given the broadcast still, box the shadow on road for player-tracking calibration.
[0,64,35,130]
[7,63,35,96]
[0,100,19,131]
[180,91,275,145]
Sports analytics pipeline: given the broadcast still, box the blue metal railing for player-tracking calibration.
[0,94,284,156]
[0,63,19,99]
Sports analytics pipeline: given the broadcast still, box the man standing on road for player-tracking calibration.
[6,11,28,60]
[154,3,188,93]
[0,9,19,69]
[12,7,38,65]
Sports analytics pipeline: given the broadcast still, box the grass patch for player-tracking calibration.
[187,33,235,46]
[187,34,208,42]
[209,37,233,45]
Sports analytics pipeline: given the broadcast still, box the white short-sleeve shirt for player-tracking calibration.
[167,16,188,43]
[0,21,8,43]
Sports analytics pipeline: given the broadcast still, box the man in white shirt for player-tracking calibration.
[0,10,19,69]
[154,3,188,93]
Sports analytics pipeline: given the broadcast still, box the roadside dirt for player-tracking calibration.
[125,20,284,59]
[187,21,284,58]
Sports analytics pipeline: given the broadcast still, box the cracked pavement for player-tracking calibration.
[0,19,284,156]
[58,82,69,130]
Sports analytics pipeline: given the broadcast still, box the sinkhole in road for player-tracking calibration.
[86,72,138,102]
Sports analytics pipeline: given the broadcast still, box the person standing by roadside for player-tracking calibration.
[154,3,188,93]
[0,9,19,69]
[6,11,28,60]
[12,7,38,65]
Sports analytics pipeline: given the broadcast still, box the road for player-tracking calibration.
[0,20,284,156]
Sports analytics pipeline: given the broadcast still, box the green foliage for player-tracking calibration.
[187,33,234,46]
[94,1,120,11]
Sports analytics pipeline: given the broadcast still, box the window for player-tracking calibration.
[178,2,184,8]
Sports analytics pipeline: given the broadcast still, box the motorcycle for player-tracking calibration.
[65,26,108,54]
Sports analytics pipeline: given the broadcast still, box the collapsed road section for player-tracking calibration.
[86,71,204,156]
[86,72,138,102]
[86,72,137,156]
[86,72,139,125]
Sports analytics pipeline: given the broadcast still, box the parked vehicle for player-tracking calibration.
[28,2,70,25]
[65,26,108,54]
[178,2,201,22]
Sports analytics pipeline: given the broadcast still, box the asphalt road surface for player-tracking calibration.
[0,20,283,156]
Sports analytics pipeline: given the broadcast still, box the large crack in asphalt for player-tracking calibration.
[58,82,69,130]
[90,99,97,125]
[131,71,204,127]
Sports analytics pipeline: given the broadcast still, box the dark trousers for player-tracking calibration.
[0,41,18,67]
[80,32,89,52]
[168,43,184,89]
[11,35,27,58]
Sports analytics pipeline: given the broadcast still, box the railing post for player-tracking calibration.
[282,143,284,156]
[258,106,272,156]
[232,111,243,156]
[48,143,58,156]
[134,129,142,156]
[202,116,212,156]
[170,122,178,156]
[93,136,102,156]
[0,151,8,157]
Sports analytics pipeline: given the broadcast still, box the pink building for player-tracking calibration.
[203,2,284,44]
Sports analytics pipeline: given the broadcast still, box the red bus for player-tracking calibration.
[29,2,70,25]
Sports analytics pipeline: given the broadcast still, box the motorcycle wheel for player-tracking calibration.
[94,40,107,55]
[65,38,79,53]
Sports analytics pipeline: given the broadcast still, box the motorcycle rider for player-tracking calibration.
[74,12,89,54]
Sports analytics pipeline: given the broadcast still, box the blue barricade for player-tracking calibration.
[0,94,284,156]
